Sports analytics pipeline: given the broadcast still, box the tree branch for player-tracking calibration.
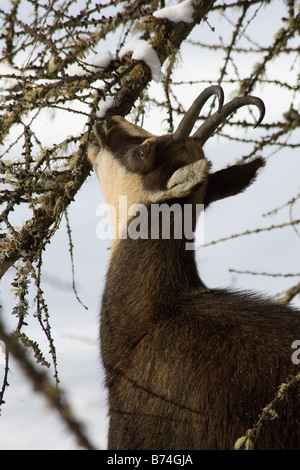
[0,0,217,278]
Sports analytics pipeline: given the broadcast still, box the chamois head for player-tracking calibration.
[88,86,265,234]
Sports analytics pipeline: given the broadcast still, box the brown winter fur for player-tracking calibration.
[89,98,300,450]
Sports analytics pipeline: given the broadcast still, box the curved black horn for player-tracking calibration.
[173,85,224,141]
[193,95,265,145]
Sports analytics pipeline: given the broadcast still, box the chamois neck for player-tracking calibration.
[108,234,204,300]
[102,235,203,364]
[105,198,205,312]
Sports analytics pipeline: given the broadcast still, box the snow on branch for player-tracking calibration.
[96,96,116,118]
[153,0,195,24]
[119,39,164,83]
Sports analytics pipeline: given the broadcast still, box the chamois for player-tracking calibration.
[88,86,300,450]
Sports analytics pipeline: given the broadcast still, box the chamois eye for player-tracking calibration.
[137,145,146,161]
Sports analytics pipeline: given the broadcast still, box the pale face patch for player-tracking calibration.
[89,145,169,251]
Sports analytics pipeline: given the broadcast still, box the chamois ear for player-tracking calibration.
[204,157,265,206]
[166,159,209,198]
